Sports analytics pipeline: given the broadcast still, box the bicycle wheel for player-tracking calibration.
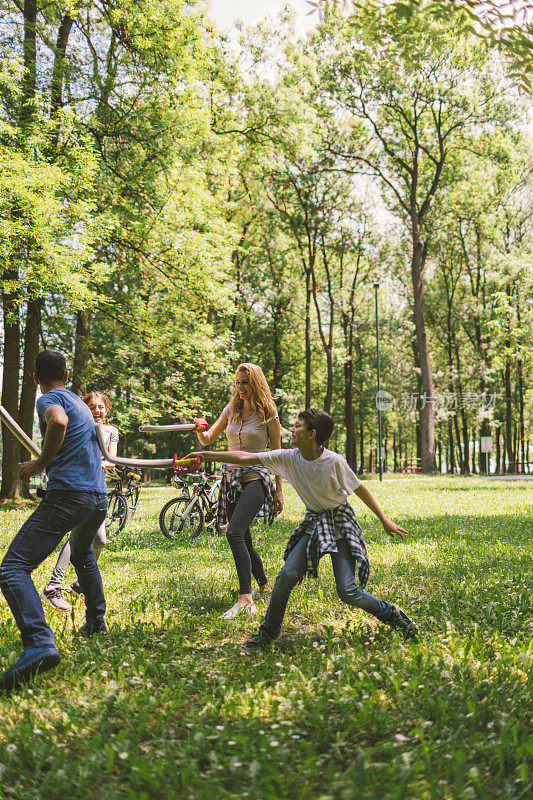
[159,497,204,540]
[107,491,128,537]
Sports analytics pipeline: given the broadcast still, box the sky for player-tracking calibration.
[208,0,317,31]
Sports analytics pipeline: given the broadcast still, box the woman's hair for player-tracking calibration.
[228,363,277,423]
[83,391,111,424]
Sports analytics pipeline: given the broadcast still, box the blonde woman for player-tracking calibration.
[41,391,118,612]
[197,363,283,618]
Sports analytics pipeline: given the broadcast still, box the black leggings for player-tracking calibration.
[226,480,268,595]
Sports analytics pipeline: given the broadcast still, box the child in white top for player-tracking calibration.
[41,391,118,612]
[189,408,418,650]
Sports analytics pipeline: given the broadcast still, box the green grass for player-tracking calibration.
[0,477,531,800]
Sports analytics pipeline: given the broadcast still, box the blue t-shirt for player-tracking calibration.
[36,388,106,493]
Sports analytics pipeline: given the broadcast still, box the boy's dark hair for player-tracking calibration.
[298,408,334,446]
[35,350,67,383]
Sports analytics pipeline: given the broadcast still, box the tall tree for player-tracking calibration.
[313,7,517,471]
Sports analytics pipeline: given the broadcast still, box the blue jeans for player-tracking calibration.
[261,533,395,639]
[0,490,108,649]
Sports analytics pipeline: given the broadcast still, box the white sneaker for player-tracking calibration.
[41,586,72,613]
[219,601,258,620]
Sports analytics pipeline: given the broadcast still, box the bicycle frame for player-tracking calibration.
[174,474,220,527]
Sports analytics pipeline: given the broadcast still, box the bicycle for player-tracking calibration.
[106,466,142,536]
[159,471,222,540]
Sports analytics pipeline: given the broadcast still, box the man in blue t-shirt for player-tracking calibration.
[0,351,109,693]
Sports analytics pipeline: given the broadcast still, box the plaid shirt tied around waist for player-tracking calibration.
[283,502,370,588]
[216,465,276,527]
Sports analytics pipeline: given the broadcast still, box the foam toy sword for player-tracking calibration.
[0,405,42,458]
[95,423,202,473]
[0,405,202,474]
[138,418,208,433]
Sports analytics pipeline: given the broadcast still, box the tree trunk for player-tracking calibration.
[517,357,525,472]
[18,299,43,497]
[50,15,72,115]
[71,310,91,396]
[311,242,335,413]
[195,307,214,411]
[479,419,490,473]
[194,307,214,448]
[20,0,37,128]
[447,420,455,473]
[142,350,151,483]
[344,357,355,469]
[504,358,515,472]
[461,412,470,474]
[0,0,38,500]
[1,279,22,500]
[272,302,283,405]
[495,423,501,474]
[304,268,312,408]
[411,229,436,472]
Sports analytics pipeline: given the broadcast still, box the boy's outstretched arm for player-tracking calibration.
[186,450,262,467]
[353,484,408,539]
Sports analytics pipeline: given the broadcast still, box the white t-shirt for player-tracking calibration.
[258,448,361,512]
[101,424,119,452]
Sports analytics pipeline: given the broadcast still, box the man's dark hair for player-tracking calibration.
[35,350,67,383]
[298,408,334,446]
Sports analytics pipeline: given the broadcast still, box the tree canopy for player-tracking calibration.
[0,0,531,494]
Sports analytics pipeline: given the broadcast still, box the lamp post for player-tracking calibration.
[374,281,383,482]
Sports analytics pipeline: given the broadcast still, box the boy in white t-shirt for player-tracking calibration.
[190,408,417,651]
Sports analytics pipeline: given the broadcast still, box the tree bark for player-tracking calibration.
[518,357,525,472]
[344,356,355,469]
[71,310,91,396]
[411,227,436,472]
[1,279,22,499]
[50,15,73,115]
[504,357,515,472]
[311,238,335,413]
[142,350,151,483]
[0,0,38,500]
[18,299,43,497]
[304,267,312,408]
[20,0,37,128]
[272,302,283,398]
[447,420,456,473]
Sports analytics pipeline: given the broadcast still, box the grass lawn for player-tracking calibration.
[0,477,531,800]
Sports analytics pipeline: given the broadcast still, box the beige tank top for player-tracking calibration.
[223,404,276,481]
